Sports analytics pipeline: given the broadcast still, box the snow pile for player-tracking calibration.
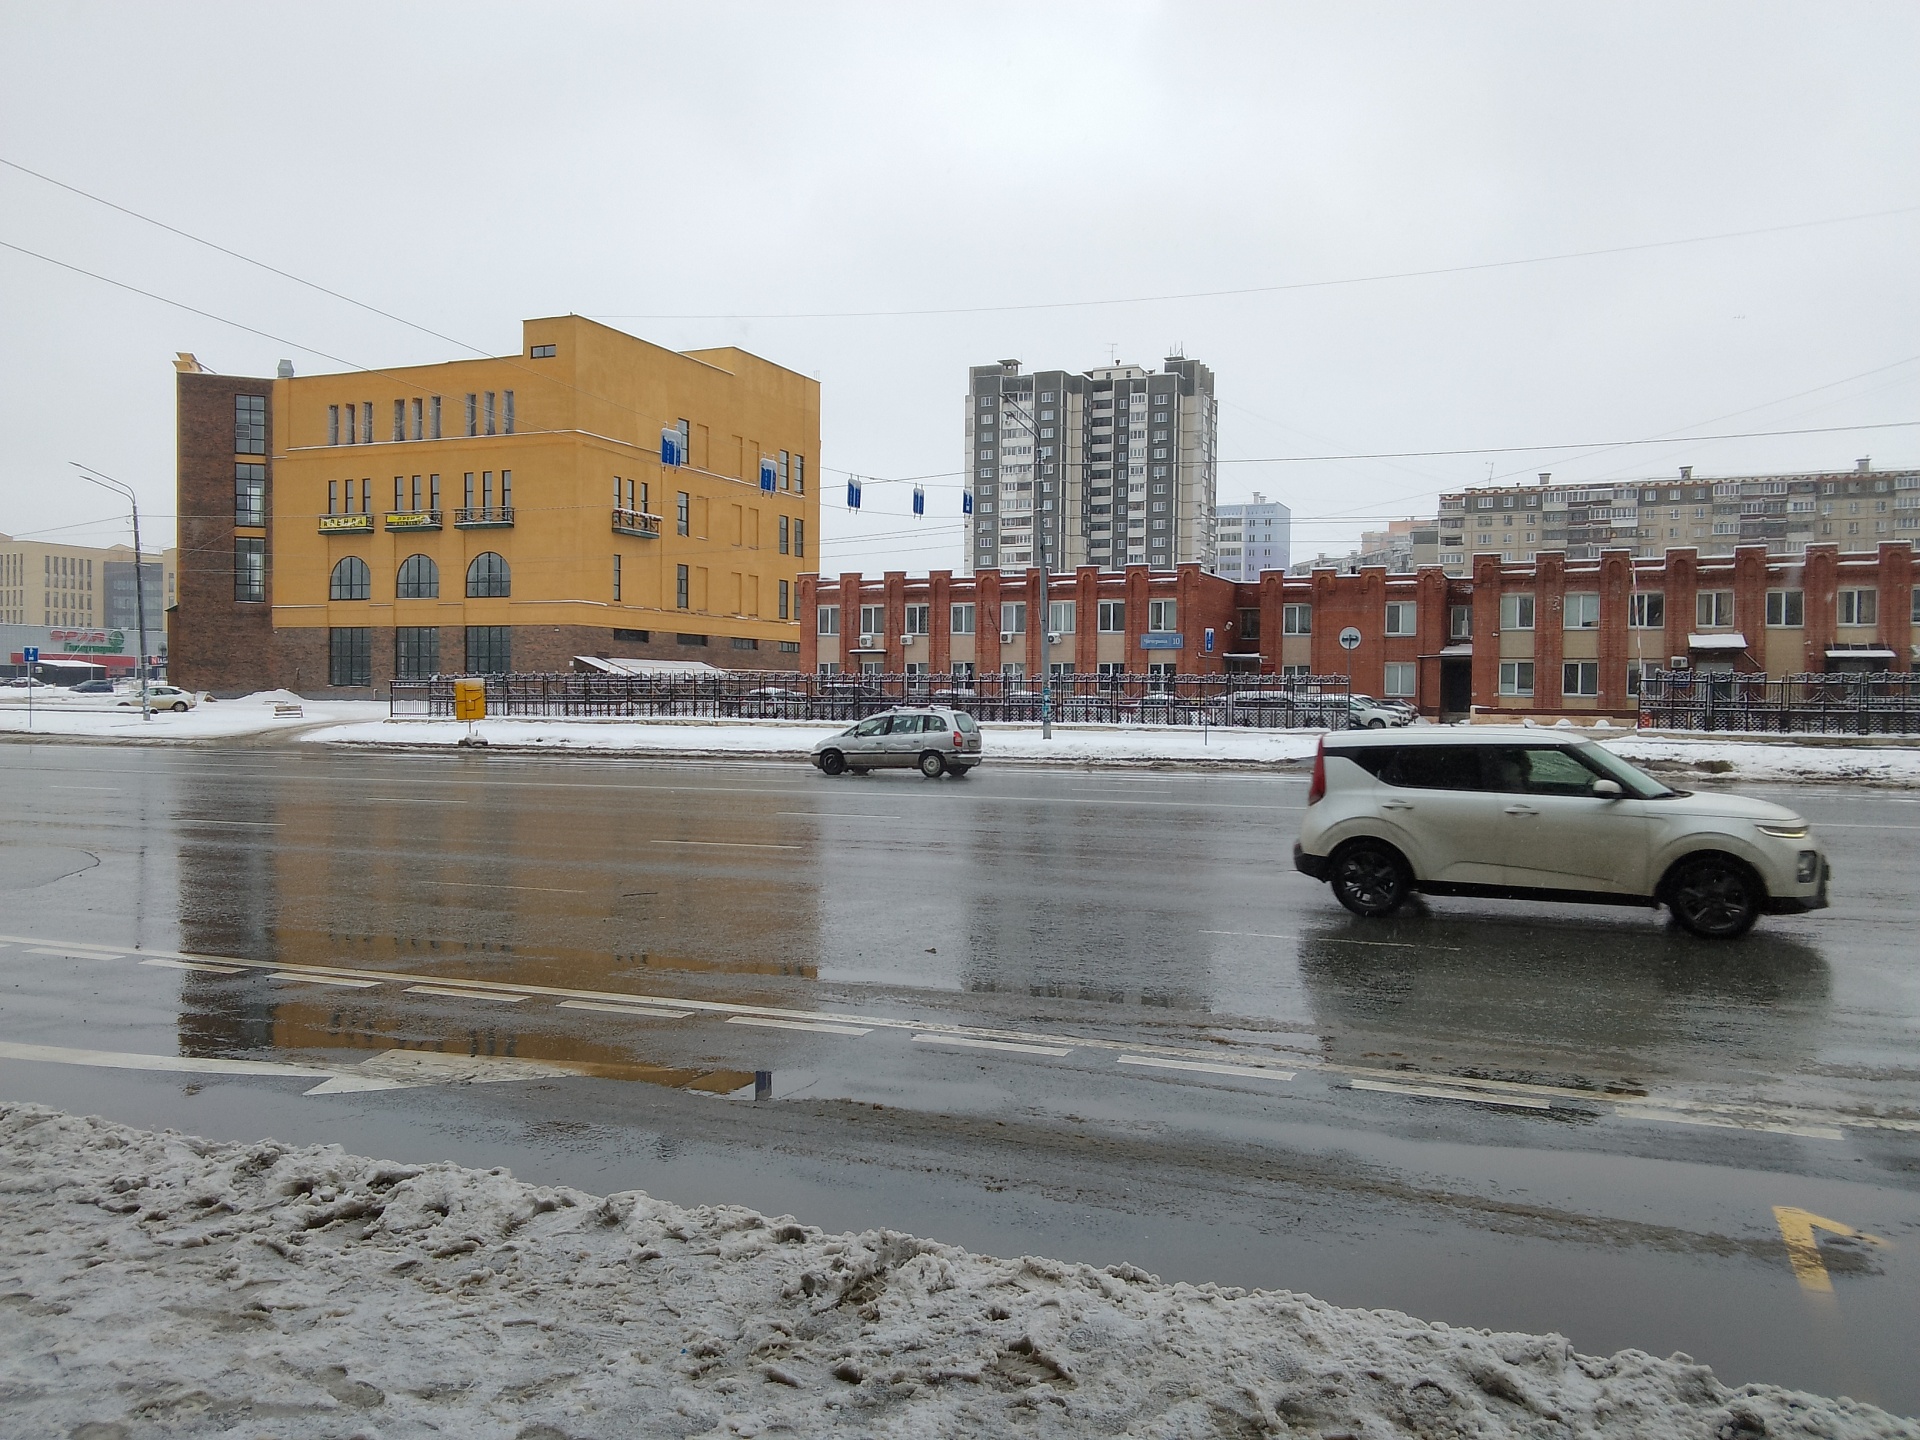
[0,694,387,740]
[1606,734,1920,788]
[1,1104,1908,1439]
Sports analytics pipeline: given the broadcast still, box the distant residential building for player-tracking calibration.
[0,532,175,631]
[1212,492,1291,580]
[965,355,1216,574]
[1287,518,1431,576]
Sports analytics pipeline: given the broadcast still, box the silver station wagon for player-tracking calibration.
[809,707,982,779]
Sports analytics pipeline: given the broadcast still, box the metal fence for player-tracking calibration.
[390,671,1355,728]
[1638,670,1920,735]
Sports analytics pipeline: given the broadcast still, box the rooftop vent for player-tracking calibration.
[1857,457,1872,472]
[277,359,294,379]
[1679,466,1693,481]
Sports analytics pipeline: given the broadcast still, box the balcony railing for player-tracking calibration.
[613,507,662,538]
[318,513,374,533]
[384,510,443,531]
[455,506,515,528]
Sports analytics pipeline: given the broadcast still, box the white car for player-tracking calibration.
[115,685,197,712]
[1348,696,1412,729]
[1293,728,1829,938]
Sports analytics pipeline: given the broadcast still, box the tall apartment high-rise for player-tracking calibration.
[964,356,1216,574]
[1212,492,1291,580]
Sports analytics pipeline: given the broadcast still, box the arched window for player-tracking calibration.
[466,551,510,598]
[396,553,440,599]
[329,556,370,601]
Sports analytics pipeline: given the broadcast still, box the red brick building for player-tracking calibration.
[803,542,1917,718]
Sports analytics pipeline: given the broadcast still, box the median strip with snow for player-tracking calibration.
[0,1103,1910,1439]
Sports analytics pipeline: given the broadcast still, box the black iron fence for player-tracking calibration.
[390,671,1355,728]
[1638,670,1920,735]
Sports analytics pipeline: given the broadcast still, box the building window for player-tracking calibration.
[950,603,975,635]
[817,604,839,636]
[393,399,406,442]
[530,344,556,358]
[1048,600,1075,635]
[1384,601,1416,636]
[904,603,930,635]
[1499,660,1535,696]
[329,555,371,601]
[483,391,497,436]
[1001,601,1027,635]
[234,537,266,602]
[1500,593,1535,630]
[1282,603,1312,635]
[778,515,790,554]
[327,404,339,446]
[1562,661,1600,697]
[1695,590,1735,628]
[1765,589,1804,627]
[1629,592,1664,628]
[778,580,790,620]
[1837,589,1878,626]
[1564,592,1600,629]
[677,492,691,536]
[1448,604,1472,640]
[234,464,266,526]
[794,518,805,558]
[465,394,478,437]
[465,625,510,674]
[732,637,759,651]
[503,391,515,434]
[235,393,266,455]
[1097,599,1125,633]
[676,565,691,610]
[411,398,424,440]
[329,627,372,686]
[859,604,885,638]
[391,553,436,599]
[612,553,622,601]
[429,395,442,439]
[676,633,708,647]
[1383,661,1415,697]
[465,552,510,598]
[1147,598,1176,631]
[394,626,439,679]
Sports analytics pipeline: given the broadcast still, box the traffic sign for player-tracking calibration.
[1203,627,1215,655]
[1337,627,1362,651]
[21,646,38,663]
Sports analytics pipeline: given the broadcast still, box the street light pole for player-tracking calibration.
[71,464,152,722]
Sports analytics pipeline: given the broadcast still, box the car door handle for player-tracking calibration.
[1503,804,1538,816]
[1380,799,1415,810]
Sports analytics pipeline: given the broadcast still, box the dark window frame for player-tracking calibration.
[396,553,439,599]
[329,555,371,601]
[465,551,510,598]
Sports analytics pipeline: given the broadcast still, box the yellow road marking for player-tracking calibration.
[1772,1206,1888,1293]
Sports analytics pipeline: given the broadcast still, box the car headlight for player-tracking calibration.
[1757,822,1809,839]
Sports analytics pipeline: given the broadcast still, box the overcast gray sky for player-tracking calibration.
[2,1,1915,573]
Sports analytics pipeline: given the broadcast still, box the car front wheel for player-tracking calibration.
[1665,855,1760,939]
[918,752,946,779]
[818,750,846,776]
[1329,840,1412,918]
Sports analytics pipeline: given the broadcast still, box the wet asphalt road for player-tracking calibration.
[0,738,1916,1414]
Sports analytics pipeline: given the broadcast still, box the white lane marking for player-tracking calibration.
[913,1034,1073,1057]
[1613,1105,1843,1141]
[28,946,124,960]
[47,785,121,791]
[1199,929,1456,952]
[1351,1078,1551,1110]
[423,880,588,894]
[558,1000,694,1019]
[365,797,470,803]
[727,1015,872,1037]
[1119,1055,1296,1082]
[0,1039,407,1089]
[406,984,527,1003]
[651,839,803,850]
[775,812,905,820]
[140,957,245,975]
[177,819,284,828]
[271,972,380,989]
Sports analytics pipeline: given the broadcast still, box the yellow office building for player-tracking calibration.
[173,316,819,694]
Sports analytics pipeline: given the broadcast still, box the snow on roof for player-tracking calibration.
[1686,633,1749,651]
[573,655,722,676]
[1825,648,1896,659]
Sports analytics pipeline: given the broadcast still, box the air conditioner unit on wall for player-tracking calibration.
[1001,632,1016,643]
[859,634,878,649]
[902,632,919,643]
[1670,656,1689,669]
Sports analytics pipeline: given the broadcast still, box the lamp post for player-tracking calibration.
[996,393,1056,738]
[71,464,152,722]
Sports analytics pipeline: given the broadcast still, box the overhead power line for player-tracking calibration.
[1220,418,1919,464]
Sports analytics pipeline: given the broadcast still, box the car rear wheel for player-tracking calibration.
[172,701,190,712]
[1329,840,1412,918]
[818,750,846,776]
[1665,855,1760,939]
[918,751,946,779]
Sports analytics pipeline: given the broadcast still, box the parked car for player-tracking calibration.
[1349,695,1413,729]
[116,685,197,712]
[810,707,981,778]
[4,676,60,690]
[68,679,117,695]
[1213,690,1347,728]
[723,686,809,719]
[1293,728,1829,938]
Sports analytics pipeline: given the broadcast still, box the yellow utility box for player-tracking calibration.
[453,679,487,721]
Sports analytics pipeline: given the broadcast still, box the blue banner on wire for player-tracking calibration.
[846,478,862,511]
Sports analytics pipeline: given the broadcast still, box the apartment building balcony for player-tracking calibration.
[384,510,443,532]
[317,513,374,534]
[455,506,515,528]
[612,507,662,538]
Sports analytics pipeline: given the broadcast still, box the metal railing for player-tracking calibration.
[391,671,1354,727]
[1638,670,1920,735]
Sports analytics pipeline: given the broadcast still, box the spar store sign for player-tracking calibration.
[48,629,129,655]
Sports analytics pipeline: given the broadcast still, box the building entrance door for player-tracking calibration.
[1440,657,1472,717]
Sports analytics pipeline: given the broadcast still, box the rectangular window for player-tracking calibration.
[234,537,265,602]
[1147,598,1176,631]
[234,464,265,526]
[1499,660,1535,696]
[1564,592,1600,629]
[1562,660,1600,696]
[778,515,790,554]
[612,554,622,601]
[329,627,372,686]
[1238,607,1261,641]
[1837,589,1878,626]
[394,626,439,680]
[1384,601,1416,636]
[327,404,339,447]
[676,564,690,610]
[1097,599,1125,633]
[793,517,805,557]
[1282,603,1312,635]
[778,580,790,620]
[500,470,511,509]
[1766,589,1804,627]
[778,450,790,491]
[430,395,441,439]
[464,625,510,674]
[465,394,478,437]
[859,604,885,638]
[503,391,514,435]
[950,603,975,635]
[1048,600,1075,635]
[1449,604,1472,640]
[1500,593,1535,630]
[817,604,839,636]
[677,492,691,536]
[483,391,496,436]
[464,472,475,510]
[235,393,266,455]
[1383,661,1416,697]
[904,604,930,635]
[392,399,406,442]
[327,479,338,515]
[530,343,556,358]
[793,454,805,494]
[362,402,372,445]
[1696,590,1735,628]
[1629,592,1664,628]
[1001,601,1027,635]
[412,397,424,440]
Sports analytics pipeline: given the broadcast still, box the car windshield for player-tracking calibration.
[1574,741,1676,799]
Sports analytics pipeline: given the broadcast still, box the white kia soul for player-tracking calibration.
[1293,728,1829,938]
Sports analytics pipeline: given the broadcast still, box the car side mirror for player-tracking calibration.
[1591,779,1623,798]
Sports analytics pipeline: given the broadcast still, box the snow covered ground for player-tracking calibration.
[0,689,386,741]
[3,1103,1908,1440]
